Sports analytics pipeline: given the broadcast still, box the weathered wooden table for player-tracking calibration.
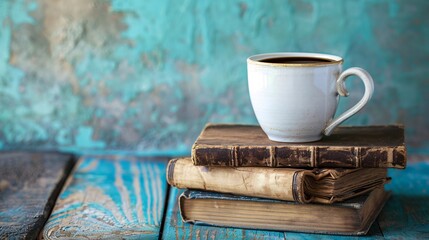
[1,153,428,239]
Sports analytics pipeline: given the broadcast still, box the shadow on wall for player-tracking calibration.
[0,0,428,155]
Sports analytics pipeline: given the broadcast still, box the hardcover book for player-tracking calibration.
[167,158,389,203]
[191,123,406,168]
[178,188,390,235]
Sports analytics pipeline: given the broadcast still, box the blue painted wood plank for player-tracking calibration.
[0,152,74,239]
[378,162,429,239]
[42,156,168,239]
[162,187,286,240]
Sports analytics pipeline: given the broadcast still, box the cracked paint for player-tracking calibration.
[0,0,428,155]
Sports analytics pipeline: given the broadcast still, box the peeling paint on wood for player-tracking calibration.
[42,156,168,239]
[0,152,74,240]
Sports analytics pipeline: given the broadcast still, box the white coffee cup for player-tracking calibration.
[247,52,374,142]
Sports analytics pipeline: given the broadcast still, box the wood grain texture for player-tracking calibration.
[378,162,429,239]
[192,124,406,168]
[0,152,74,240]
[42,156,168,239]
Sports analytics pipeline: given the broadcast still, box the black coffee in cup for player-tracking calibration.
[260,57,333,64]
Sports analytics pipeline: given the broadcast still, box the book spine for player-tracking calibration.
[192,145,406,168]
[168,158,308,203]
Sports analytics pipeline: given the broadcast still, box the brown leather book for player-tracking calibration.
[167,158,389,204]
[179,188,390,235]
[192,123,406,168]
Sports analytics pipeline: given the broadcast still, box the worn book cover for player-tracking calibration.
[167,157,389,204]
[192,123,406,168]
[179,188,390,235]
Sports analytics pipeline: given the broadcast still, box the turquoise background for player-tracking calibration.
[0,0,428,155]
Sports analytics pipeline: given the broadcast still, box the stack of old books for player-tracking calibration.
[166,123,406,235]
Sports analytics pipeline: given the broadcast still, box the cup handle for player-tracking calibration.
[323,67,374,136]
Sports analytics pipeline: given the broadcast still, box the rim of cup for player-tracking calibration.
[247,52,343,67]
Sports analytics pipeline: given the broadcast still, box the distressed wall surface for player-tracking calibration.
[0,0,428,155]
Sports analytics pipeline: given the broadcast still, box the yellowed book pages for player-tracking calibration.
[167,157,389,203]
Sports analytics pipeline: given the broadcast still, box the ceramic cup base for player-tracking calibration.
[267,134,323,143]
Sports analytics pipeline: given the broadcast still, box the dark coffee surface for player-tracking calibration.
[260,57,333,64]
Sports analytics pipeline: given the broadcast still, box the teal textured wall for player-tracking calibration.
[0,0,428,155]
